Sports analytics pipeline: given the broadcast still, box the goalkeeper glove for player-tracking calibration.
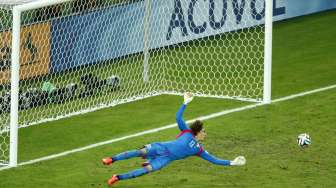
[183,92,194,105]
[230,156,246,166]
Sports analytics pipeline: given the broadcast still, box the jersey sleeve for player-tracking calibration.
[199,150,231,166]
[176,104,190,131]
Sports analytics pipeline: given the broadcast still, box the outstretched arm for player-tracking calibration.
[199,150,231,166]
[176,104,189,131]
[176,92,194,131]
[199,150,246,166]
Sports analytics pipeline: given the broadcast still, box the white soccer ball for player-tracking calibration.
[297,133,311,147]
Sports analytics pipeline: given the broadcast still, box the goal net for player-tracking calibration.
[0,0,270,166]
[0,5,12,166]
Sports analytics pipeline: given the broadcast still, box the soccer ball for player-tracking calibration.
[297,133,311,147]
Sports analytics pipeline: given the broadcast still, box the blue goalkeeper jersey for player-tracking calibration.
[157,104,230,166]
[160,129,203,160]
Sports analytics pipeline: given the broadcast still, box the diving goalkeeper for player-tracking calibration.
[102,92,246,186]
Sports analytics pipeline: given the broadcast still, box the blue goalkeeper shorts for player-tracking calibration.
[143,143,172,171]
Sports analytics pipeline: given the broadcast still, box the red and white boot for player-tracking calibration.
[102,157,113,165]
[107,175,119,186]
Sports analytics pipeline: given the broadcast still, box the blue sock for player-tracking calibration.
[112,150,142,161]
[117,168,149,180]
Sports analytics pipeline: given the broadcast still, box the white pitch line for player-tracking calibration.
[1,84,335,171]
[272,84,336,103]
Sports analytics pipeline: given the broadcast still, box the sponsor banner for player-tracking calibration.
[51,2,145,73]
[0,22,51,84]
[273,0,336,21]
[51,0,336,73]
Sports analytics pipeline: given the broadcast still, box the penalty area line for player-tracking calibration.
[1,84,335,171]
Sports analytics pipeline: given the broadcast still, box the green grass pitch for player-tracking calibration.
[0,10,336,188]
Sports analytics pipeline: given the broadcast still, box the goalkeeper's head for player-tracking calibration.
[191,120,206,141]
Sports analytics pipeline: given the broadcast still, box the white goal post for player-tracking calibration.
[0,0,272,167]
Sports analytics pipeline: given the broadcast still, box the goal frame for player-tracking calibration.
[8,0,272,167]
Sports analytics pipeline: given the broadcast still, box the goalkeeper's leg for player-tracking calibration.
[102,147,147,165]
[108,157,171,186]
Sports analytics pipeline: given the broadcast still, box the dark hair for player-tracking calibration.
[190,120,203,135]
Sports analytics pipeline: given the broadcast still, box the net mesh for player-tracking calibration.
[0,6,12,165]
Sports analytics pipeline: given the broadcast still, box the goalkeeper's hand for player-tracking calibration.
[183,92,194,105]
[230,156,246,166]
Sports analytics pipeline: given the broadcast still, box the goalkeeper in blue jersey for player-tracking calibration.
[102,92,246,186]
